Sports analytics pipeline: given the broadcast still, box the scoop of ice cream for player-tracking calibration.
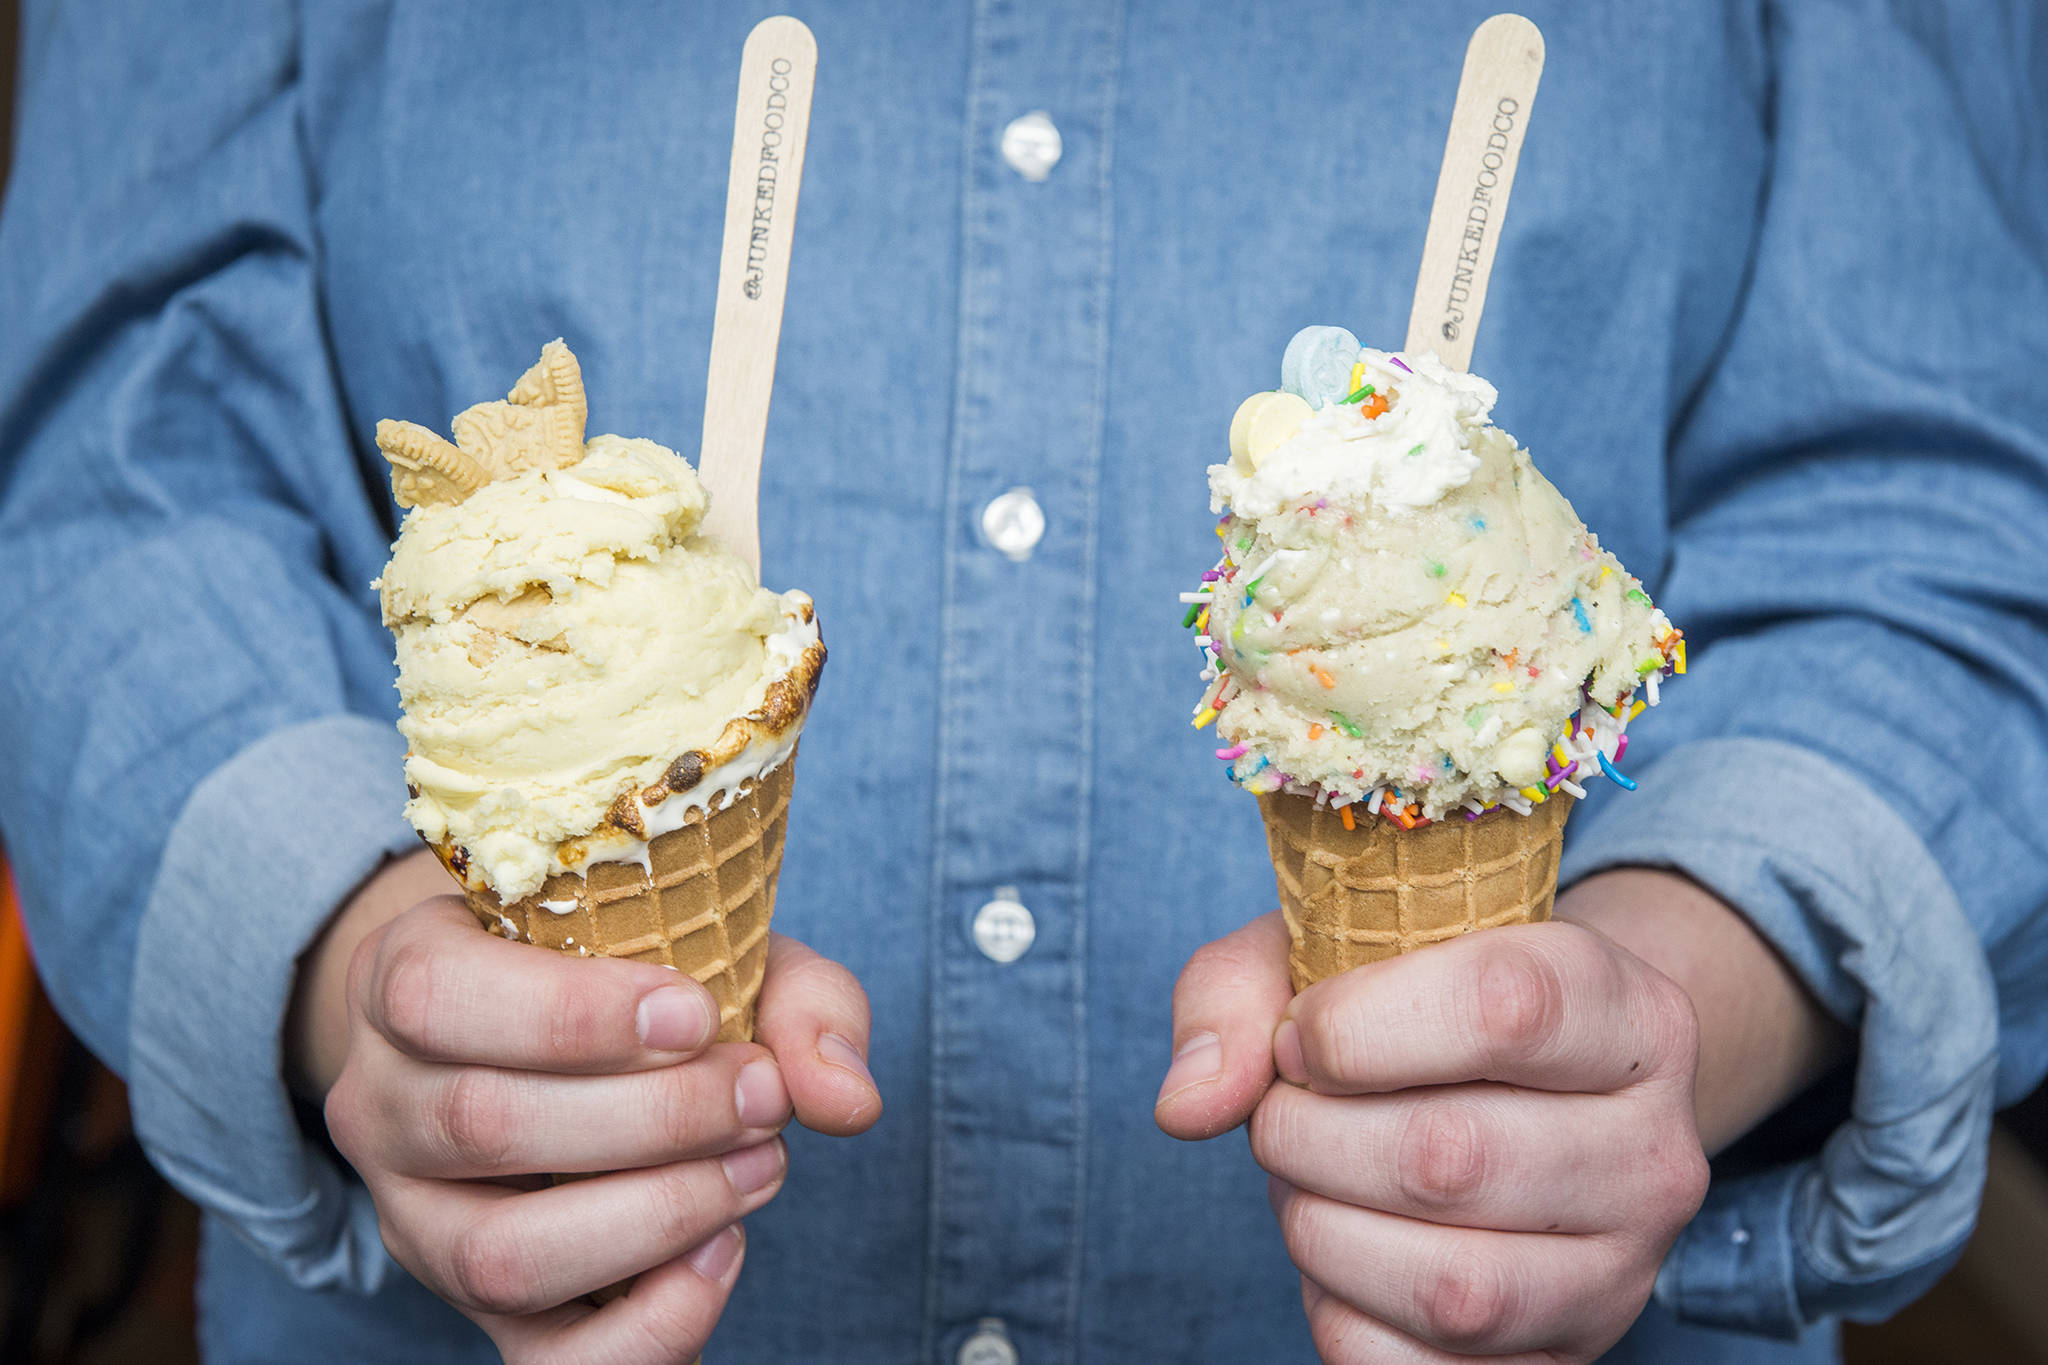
[1195,343,1677,818]
[379,431,806,900]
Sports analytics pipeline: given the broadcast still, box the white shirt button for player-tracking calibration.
[999,111,1062,182]
[972,889,1035,964]
[980,487,1045,561]
[958,1319,1019,1365]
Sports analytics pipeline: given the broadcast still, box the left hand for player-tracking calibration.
[1157,911,1709,1363]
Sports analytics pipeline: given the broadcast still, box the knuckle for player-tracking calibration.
[1419,1251,1516,1352]
[625,1281,720,1359]
[344,926,386,1012]
[1273,1187,1333,1271]
[1306,1293,1372,1364]
[645,1162,723,1249]
[1246,1090,1300,1173]
[1473,945,1565,1067]
[373,1210,407,1266]
[646,1065,716,1153]
[1171,940,1231,1007]
[373,936,447,1054]
[435,1069,516,1174]
[1645,972,1702,1072]
[539,990,610,1067]
[791,964,871,1036]
[1174,930,1267,1008]
[1294,989,1367,1084]
[448,1215,543,1316]
[323,1075,367,1164]
[1650,1132,1711,1224]
[1397,1101,1488,1213]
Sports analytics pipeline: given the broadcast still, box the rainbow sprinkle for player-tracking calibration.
[1598,750,1637,790]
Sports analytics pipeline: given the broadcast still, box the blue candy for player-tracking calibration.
[1280,325,1361,409]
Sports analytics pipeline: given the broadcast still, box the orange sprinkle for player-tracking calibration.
[1311,666,1337,689]
[1361,392,1390,420]
[1340,805,1355,831]
[1308,723,1324,740]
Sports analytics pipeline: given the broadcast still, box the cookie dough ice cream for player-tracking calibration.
[375,341,822,903]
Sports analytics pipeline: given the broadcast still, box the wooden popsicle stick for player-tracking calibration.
[697,16,817,575]
[1403,13,1545,373]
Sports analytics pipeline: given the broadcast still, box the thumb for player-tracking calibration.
[1155,911,1296,1141]
[755,933,883,1137]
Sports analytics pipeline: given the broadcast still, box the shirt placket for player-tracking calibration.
[924,2,1122,1362]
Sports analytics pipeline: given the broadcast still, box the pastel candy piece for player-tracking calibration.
[1280,325,1362,408]
[1229,390,1315,472]
[1228,392,1266,467]
[1496,726,1549,786]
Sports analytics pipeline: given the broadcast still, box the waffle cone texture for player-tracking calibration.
[456,757,796,1044]
[1259,792,1573,991]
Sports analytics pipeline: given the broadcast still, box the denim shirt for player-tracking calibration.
[3,2,2046,1361]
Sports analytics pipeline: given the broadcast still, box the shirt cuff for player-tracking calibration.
[1560,737,1998,1336]
[128,714,421,1295]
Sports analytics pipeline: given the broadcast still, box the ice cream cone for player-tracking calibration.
[1258,791,1573,991]
[442,755,797,1044]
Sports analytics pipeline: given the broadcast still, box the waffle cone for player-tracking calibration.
[1259,791,1573,991]
[459,757,796,1044]
[450,760,795,1315]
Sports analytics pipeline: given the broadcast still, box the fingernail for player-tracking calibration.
[637,985,715,1053]
[685,1224,743,1281]
[721,1139,786,1196]
[1156,1032,1222,1105]
[818,1032,876,1090]
[1274,1019,1307,1084]
[734,1059,790,1128]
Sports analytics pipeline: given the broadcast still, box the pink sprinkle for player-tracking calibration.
[1389,356,1412,373]
[1216,743,1248,760]
[1614,735,1629,760]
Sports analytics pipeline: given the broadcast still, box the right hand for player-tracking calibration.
[315,888,881,1364]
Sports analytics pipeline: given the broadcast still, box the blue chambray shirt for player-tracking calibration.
[3,2,2046,1361]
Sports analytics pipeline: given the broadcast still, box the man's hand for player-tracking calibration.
[299,858,880,1365]
[1158,910,1711,1363]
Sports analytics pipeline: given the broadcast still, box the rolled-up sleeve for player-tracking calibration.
[1563,740,1998,1333]
[0,4,409,1291]
[1561,0,2048,1336]
[132,717,417,1291]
